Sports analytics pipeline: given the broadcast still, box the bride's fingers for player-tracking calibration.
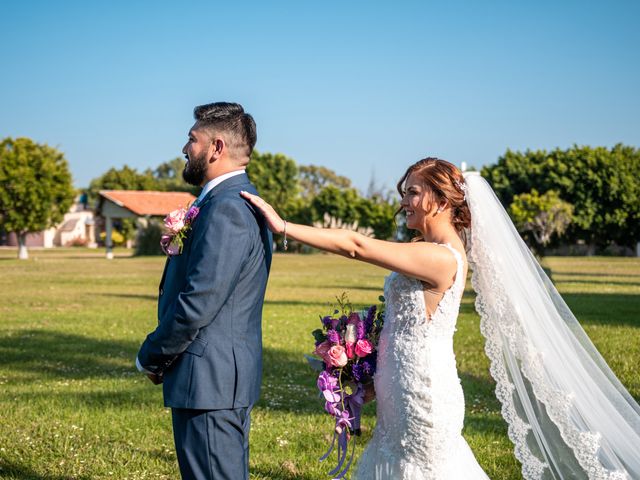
[242,191,271,213]
[242,191,270,211]
[240,191,285,232]
[240,190,257,202]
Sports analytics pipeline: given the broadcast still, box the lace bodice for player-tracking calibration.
[383,243,464,337]
[355,243,489,479]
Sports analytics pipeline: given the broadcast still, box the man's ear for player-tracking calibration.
[209,138,224,163]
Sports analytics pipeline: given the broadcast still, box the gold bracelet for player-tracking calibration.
[282,220,288,251]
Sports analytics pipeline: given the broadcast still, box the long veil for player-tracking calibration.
[463,172,640,480]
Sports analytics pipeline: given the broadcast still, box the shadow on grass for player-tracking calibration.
[7,386,160,409]
[459,288,639,328]
[250,465,320,480]
[264,300,333,308]
[464,413,509,437]
[100,292,158,301]
[0,329,321,413]
[555,278,640,288]
[323,284,385,293]
[560,292,640,327]
[0,330,140,380]
[0,458,91,480]
[555,271,640,279]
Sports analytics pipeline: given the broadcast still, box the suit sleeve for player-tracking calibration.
[137,197,251,372]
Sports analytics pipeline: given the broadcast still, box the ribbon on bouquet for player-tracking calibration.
[319,383,365,479]
[345,383,364,433]
[320,420,356,480]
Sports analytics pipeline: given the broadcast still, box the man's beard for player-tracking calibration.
[182,152,208,186]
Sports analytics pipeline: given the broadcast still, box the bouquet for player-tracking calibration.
[307,293,385,479]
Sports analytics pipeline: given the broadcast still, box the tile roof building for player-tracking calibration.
[96,190,196,258]
[97,190,196,217]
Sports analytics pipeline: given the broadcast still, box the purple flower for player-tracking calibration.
[325,401,341,417]
[335,410,352,433]
[322,316,333,328]
[364,305,376,332]
[361,361,373,376]
[351,363,363,382]
[317,370,338,392]
[356,320,366,340]
[327,329,341,344]
[185,206,200,223]
[333,316,346,329]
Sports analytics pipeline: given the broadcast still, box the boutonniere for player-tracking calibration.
[160,204,200,256]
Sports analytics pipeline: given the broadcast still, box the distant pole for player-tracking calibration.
[461,161,467,172]
[637,241,640,257]
[105,216,114,260]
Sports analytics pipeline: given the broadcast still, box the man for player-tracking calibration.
[137,102,272,479]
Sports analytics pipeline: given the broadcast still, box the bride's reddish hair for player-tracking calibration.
[397,157,471,242]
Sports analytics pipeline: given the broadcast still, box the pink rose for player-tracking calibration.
[164,207,187,234]
[326,345,348,368]
[345,342,355,359]
[355,339,373,357]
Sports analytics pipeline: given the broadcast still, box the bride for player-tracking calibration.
[241,158,640,479]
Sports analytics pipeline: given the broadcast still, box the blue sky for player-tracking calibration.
[1,1,638,192]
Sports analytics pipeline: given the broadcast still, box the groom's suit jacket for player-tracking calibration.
[137,173,272,410]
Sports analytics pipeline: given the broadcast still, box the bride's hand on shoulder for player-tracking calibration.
[240,191,285,234]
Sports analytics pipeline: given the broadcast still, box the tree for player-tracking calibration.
[311,186,361,226]
[298,165,352,198]
[148,157,196,194]
[88,164,158,200]
[0,137,75,259]
[356,195,400,240]
[482,144,640,249]
[246,151,299,219]
[509,189,573,254]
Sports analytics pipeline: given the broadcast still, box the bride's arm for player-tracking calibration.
[241,191,457,288]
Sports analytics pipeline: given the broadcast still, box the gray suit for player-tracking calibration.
[138,173,272,479]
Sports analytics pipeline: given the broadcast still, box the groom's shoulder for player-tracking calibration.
[202,189,258,228]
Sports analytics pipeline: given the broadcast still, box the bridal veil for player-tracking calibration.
[464,172,640,480]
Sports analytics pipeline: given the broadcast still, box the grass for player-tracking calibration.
[0,247,638,479]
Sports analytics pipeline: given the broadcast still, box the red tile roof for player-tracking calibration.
[99,190,197,216]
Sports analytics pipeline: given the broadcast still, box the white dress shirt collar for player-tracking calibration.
[196,169,246,205]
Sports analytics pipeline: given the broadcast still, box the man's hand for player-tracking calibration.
[146,372,163,385]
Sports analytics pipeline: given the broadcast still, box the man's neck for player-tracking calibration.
[201,167,246,187]
[196,169,246,204]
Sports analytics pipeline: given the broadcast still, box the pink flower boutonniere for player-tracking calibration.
[160,204,200,256]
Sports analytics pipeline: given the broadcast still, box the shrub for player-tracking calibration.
[99,229,125,246]
[67,237,88,247]
[134,221,164,256]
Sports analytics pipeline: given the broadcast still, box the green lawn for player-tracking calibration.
[0,248,638,479]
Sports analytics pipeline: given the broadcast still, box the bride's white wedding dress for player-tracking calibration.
[353,173,640,479]
[355,243,489,479]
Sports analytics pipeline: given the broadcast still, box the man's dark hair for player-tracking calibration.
[193,102,257,157]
